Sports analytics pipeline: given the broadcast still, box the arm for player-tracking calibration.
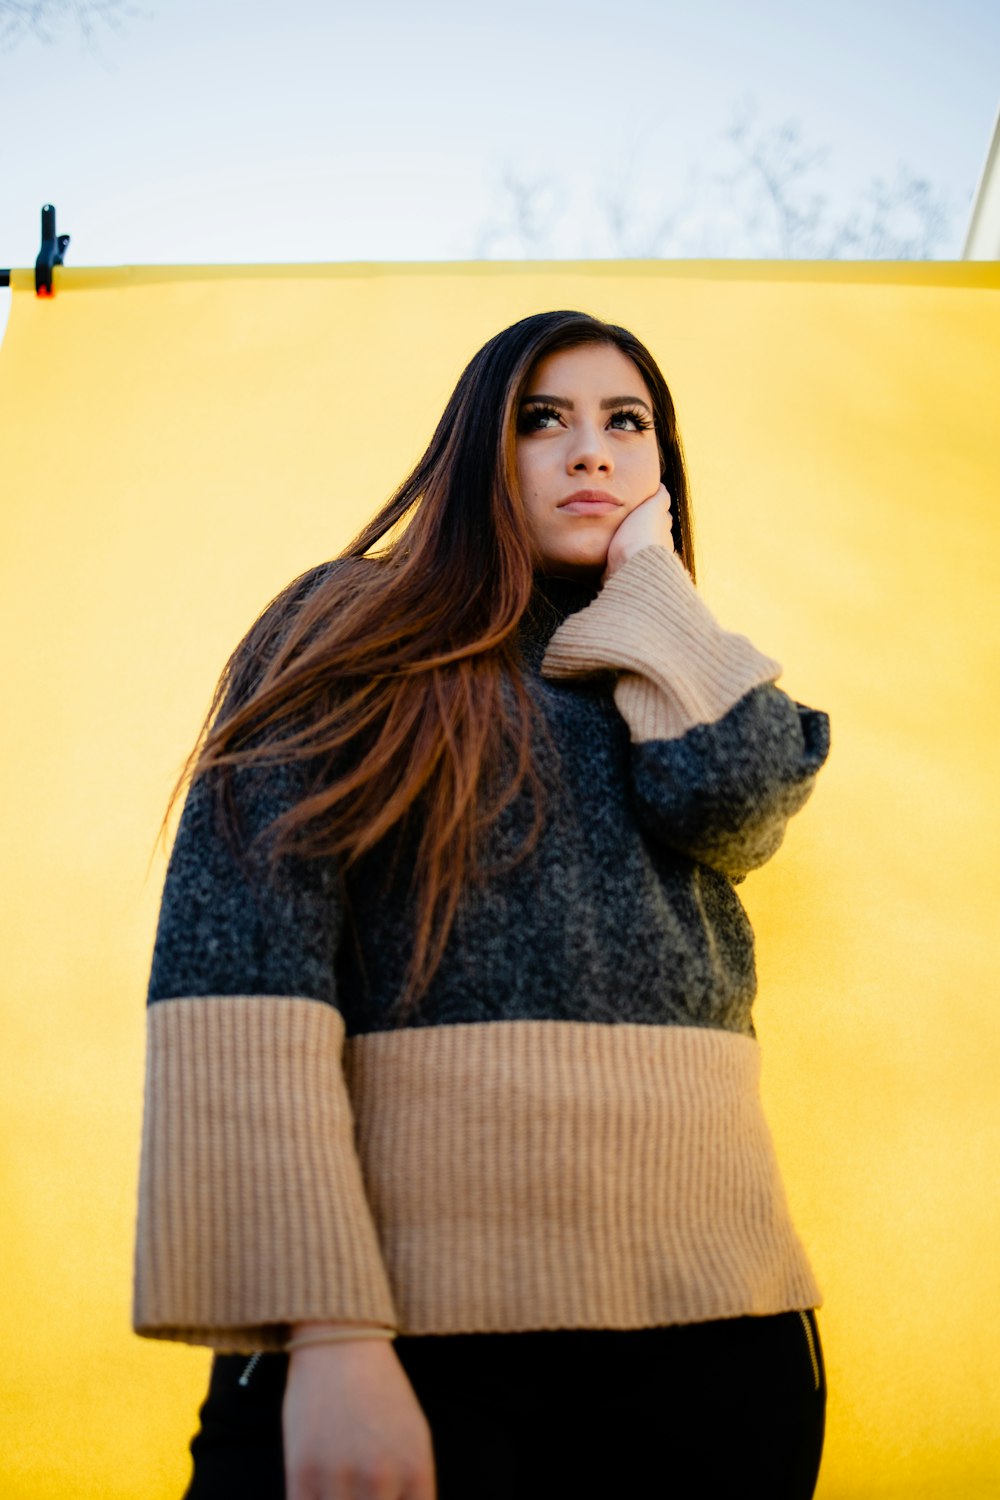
[133,722,398,1352]
[540,543,831,881]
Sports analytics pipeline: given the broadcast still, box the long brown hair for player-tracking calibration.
[155,310,696,1021]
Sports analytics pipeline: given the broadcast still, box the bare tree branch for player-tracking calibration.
[473,97,960,262]
[0,0,152,54]
[723,105,829,255]
[600,164,703,259]
[473,170,564,258]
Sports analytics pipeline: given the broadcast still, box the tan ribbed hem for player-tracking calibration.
[342,1021,821,1333]
[541,544,784,741]
[133,996,398,1352]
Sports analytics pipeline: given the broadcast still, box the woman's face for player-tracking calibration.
[514,341,662,578]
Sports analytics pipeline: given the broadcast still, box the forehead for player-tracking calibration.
[523,342,651,399]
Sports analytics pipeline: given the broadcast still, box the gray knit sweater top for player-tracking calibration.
[133,543,831,1352]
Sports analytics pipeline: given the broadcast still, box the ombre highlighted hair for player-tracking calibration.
[157,310,695,1020]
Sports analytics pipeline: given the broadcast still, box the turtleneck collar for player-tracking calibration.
[515,569,603,672]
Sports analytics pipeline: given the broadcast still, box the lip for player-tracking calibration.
[557,489,623,511]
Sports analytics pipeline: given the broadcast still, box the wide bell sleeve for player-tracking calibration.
[539,544,831,882]
[132,744,399,1352]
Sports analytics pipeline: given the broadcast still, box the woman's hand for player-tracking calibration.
[602,482,675,585]
[283,1339,437,1499]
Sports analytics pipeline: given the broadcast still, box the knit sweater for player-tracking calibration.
[132,543,831,1353]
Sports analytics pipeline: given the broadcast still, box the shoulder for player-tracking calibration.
[244,554,385,649]
[221,555,385,719]
[273,554,387,615]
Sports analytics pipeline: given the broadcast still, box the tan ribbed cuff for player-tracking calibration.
[286,1327,398,1351]
[541,544,783,741]
[133,995,399,1353]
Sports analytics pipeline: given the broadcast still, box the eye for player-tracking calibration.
[607,405,653,433]
[517,403,563,432]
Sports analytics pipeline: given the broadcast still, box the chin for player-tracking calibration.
[531,525,612,579]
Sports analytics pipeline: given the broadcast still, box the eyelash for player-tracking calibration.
[517,403,653,434]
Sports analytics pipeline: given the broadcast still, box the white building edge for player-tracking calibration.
[963,102,1000,259]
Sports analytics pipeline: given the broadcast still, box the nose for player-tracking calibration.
[566,419,614,477]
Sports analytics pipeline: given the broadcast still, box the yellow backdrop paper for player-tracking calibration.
[1,259,998,1499]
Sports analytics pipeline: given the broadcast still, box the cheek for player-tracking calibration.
[643,439,664,486]
[624,445,662,494]
[516,446,547,501]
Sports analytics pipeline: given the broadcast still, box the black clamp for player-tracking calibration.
[35,203,70,297]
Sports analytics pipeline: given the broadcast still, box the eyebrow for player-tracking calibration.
[520,393,653,415]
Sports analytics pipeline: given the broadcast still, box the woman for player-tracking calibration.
[134,310,831,1499]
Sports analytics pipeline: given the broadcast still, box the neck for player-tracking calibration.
[515,568,603,671]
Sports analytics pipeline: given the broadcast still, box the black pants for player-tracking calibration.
[184,1310,826,1499]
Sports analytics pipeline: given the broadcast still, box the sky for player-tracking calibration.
[0,0,997,285]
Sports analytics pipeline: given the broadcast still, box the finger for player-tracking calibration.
[405,1467,438,1500]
